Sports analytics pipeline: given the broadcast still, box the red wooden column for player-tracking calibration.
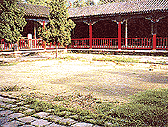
[43,21,45,29]
[118,22,121,50]
[151,20,157,50]
[153,34,156,50]
[89,23,92,49]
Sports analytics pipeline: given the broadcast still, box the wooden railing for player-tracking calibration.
[1,37,168,51]
[19,39,43,49]
[0,39,14,51]
[121,38,153,49]
[70,38,90,48]
[92,38,118,49]
[156,37,168,49]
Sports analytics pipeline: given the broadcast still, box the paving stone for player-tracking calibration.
[0,110,13,117]
[47,109,54,112]
[18,116,37,123]
[20,125,35,127]
[0,101,6,106]
[31,119,51,126]
[71,122,93,127]
[6,104,17,108]
[24,109,34,113]
[105,122,113,126]
[24,105,30,108]
[0,108,4,111]
[16,101,24,106]
[0,116,11,125]
[48,123,66,127]
[8,113,24,119]
[34,112,49,118]
[93,125,103,127]
[7,99,17,102]
[60,118,77,125]
[2,98,16,103]
[0,98,9,102]
[0,96,5,101]
[1,120,23,127]
[47,115,63,122]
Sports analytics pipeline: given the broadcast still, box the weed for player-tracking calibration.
[0,85,22,92]
[0,62,17,66]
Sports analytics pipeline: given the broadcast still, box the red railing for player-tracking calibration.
[70,38,153,49]
[92,38,118,49]
[156,37,168,49]
[19,39,43,49]
[0,39,14,51]
[1,37,168,51]
[121,38,153,49]
[70,38,90,48]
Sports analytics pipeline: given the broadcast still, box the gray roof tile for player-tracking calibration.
[68,0,168,17]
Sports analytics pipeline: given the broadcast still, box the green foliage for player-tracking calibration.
[98,0,127,5]
[103,89,168,126]
[0,62,17,66]
[92,57,139,63]
[38,0,76,47]
[0,85,22,92]
[29,99,53,112]
[0,0,27,43]
[26,0,51,6]
[21,89,168,126]
[73,0,95,8]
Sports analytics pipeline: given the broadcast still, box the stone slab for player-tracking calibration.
[93,125,103,127]
[0,108,4,111]
[1,120,23,127]
[0,102,6,106]
[0,110,13,117]
[31,119,51,126]
[60,118,77,125]
[6,104,17,108]
[34,112,49,118]
[48,123,66,127]
[20,125,35,127]
[0,116,11,125]
[71,122,93,127]
[8,113,24,119]
[24,109,34,113]
[47,115,63,122]
[18,116,37,123]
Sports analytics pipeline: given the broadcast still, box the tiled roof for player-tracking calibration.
[68,0,168,18]
[18,3,49,18]
[17,0,168,18]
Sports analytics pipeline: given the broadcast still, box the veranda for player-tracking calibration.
[0,0,168,51]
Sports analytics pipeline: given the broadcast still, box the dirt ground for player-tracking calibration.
[0,53,168,103]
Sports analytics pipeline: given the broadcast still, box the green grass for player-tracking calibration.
[0,85,22,92]
[0,62,17,66]
[21,88,168,126]
[92,57,139,63]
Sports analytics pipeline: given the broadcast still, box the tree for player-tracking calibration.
[38,0,76,47]
[0,0,27,43]
[72,0,95,8]
[26,0,51,6]
[72,0,87,8]
[85,0,95,6]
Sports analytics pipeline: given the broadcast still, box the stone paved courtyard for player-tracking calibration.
[0,95,101,127]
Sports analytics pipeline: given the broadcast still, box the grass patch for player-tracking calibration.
[0,62,17,66]
[92,57,139,63]
[0,85,22,92]
[21,88,168,126]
